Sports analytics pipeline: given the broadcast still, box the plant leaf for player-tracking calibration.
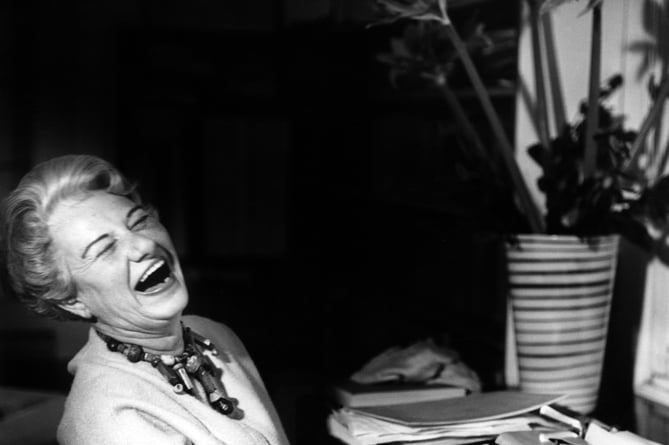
[377,0,431,16]
[390,38,413,58]
[577,0,603,17]
[438,0,451,24]
[388,68,403,88]
[585,0,604,11]
[538,0,604,16]
[539,0,579,15]
[372,0,448,24]
[376,52,399,66]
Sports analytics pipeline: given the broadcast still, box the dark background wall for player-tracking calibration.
[0,1,643,443]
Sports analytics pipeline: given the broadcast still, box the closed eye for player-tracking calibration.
[96,241,116,258]
[130,214,150,230]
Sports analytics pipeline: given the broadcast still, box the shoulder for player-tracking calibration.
[63,336,177,422]
[59,363,193,445]
[63,360,162,420]
[58,372,161,444]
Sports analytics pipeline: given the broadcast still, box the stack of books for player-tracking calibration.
[332,381,467,408]
[328,388,662,445]
[327,390,581,445]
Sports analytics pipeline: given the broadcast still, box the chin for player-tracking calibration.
[139,285,189,323]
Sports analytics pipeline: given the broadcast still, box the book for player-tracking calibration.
[352,391,565,426]
[328,407,531,445]
[332,381,467,407]
[327,391,567,445]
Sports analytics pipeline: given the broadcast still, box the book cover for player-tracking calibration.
[333,381,467,407]
[352,391,565,426]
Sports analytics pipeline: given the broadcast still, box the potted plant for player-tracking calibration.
[370,0,669,413]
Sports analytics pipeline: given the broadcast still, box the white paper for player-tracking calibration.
[585,422,662,445]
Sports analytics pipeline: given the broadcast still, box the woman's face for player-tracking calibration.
[48,191,188,333]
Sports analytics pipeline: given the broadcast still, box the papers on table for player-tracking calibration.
[327,391,567,445]
[584,422,662,445]
[329,409,548,445]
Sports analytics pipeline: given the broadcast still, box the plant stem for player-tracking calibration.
[583,4,602,179]
[437,82,498,174]
[630,73,669,176]
[655,136,669,185]
[651,102,665,178]
[542,10,566,133]
[443,22,545,233]
[528,0,551,149]
[651,58,667,180]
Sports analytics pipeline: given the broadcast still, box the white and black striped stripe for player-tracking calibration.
[506,234,618,414]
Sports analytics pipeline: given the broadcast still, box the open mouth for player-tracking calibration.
[134,259,173,293]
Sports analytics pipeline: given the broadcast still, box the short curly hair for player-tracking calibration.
[0,155,141,321]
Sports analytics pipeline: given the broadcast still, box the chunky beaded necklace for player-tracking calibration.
[96,325,241,419]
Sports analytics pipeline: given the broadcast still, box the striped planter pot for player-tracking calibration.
[505,234,619,414]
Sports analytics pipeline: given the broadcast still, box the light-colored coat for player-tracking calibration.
[57,315,289,445]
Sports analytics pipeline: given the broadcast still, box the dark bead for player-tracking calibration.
[126,344,143,363]
[198,372,217,394]
[156,362,181,387]
[202,355,216,371]
[214,397,234,415]
[106,340,118,352]
[192,331,214,350]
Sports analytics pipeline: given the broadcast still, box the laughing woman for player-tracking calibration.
[0,155,289,445]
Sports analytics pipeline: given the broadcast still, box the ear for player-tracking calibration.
[57,299,93,319]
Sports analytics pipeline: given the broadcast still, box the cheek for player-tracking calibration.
[153,227,177,251]
[73,269,124,304]
[75,275,105,298]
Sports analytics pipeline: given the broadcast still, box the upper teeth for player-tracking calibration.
[139,260,165,283]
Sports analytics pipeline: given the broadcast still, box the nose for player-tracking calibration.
[126,232,157,262]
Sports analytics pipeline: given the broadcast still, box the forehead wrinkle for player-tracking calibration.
[47,221,93,281]
[69,251,95,274]
[47,197,105,264]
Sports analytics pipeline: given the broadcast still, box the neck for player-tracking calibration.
[95,318,185,355]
